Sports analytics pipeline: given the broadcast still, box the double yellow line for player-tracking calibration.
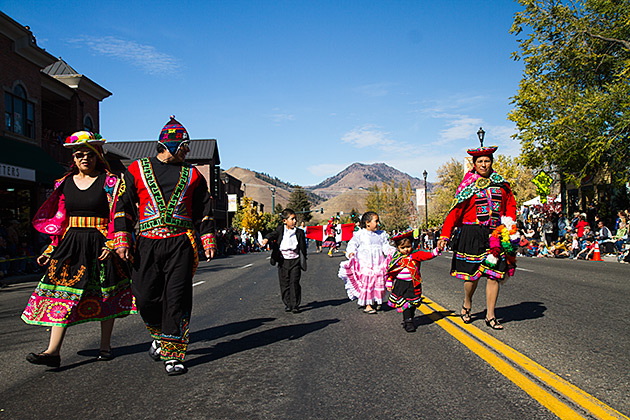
[418,297,629,420]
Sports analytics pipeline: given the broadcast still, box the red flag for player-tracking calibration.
[306,224,355,242]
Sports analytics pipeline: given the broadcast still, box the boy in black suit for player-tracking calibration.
[262,208,307,313]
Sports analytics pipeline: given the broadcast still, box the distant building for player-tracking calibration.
[108,139,234,228]
[1,11,110,242]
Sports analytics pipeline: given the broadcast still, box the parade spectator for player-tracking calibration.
[537,242,553,258]
[517,233,530,256]
[339,211,395,314]
[437,143,517,330]
[543,218,554,246]
[596,220,612,242]
[552,236,571,258]
[0,236,9,280]
[570,234,580,258]
[576,239,596,260]
[558,213,569,238]
[612,216,627,254]
[262,208,307,314]
[575,214,589,238]
[22,131,134,368]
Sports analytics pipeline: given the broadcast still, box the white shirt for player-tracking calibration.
[280,226,299,260]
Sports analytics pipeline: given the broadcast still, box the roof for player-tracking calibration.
[102,143,131,159]
[109,139,220,164]
[42,59,79,76]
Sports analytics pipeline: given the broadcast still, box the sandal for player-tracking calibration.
[363,308,377,314]
[485,317,504,330]
[97,349,114,361]
[460,305,472,324]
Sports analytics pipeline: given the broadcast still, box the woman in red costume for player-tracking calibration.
[437,142,517,330]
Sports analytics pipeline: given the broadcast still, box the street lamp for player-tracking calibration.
[477,127,485,147]
[269,187,276,214]
[422,170,428,228]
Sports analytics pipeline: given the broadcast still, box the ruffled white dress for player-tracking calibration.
[338,229,395,306]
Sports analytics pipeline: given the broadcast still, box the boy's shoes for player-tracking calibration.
[26,352,61,367]
[148,340,161,361]
[292,307,301,314]
[164,359,187,376]
[403,319,417,333]
[97,348,114,361]
[285,306,292,312]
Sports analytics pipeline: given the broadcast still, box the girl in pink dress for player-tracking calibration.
[338,212,395,313]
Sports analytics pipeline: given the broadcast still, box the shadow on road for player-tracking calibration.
[496,301,547,324]
[415,310,454,327]
[185,318,340,368]
[191,317,276,343]
[300,298,348,311]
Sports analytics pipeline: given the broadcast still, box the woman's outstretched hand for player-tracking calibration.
[37,254,50,266]
[437,238,447,252]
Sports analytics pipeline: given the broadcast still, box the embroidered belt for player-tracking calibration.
[68,217,108,229]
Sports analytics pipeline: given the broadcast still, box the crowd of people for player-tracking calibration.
[515,207,629,263]
[0,219,42,281]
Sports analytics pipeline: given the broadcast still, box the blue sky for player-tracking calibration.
[4,0,525,186]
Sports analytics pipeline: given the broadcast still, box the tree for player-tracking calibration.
[509,0,630,186]
[430,158,465,223]
[231,196,263,234]
[492,155,538,205]
[364,181,415,231]
[260,212,282,233]
[287,186,312,223]
[349,207,360,223]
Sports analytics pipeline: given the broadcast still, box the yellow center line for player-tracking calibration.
[419,296,629,420]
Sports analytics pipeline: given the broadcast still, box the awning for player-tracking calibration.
[2,136,66,185]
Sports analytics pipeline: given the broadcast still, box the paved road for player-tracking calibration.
[0,248,628,420]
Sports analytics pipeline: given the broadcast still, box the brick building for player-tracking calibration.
[1,11,111,244]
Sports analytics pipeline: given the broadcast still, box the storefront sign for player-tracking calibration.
[227,194,238,212]
[0,163,36,182]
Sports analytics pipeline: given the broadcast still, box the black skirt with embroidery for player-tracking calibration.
[450,224,509,282]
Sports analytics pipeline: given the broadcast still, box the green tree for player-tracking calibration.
[287,186,312,223]
[349,207,360,223]
[509,0,630,186]
[260,211,282,233]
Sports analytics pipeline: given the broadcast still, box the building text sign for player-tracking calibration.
[0,163,36,182]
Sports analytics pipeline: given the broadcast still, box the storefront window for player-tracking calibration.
[4,84,35,139]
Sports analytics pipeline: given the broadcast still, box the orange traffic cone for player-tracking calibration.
[592,242,603,261]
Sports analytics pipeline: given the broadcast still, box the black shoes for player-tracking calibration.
[403,318,416,333]
[291,307,301,314]
[26,352,61,367]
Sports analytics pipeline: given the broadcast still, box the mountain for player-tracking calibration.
[306,162,429,199]
[224,167,323,213]
[226,163,433,223]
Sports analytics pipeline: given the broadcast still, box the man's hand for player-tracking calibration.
[116,247,130,261]
[98,248,112,261]
[205,248,215,261]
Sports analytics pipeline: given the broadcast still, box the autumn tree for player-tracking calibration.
[430,158,465,223]
[287,186,312,223]
[231,196,264,234]
[509,0,630,186]
[492,155,538,205]
[365,181,415,231]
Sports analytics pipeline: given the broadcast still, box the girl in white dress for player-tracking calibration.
[338,212,395,313]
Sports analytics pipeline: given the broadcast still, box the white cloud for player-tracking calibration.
[307,163,349,178]
[67,36,182,76]
[354,82,393,97]
[341,125,395,148]
[437,115,483,144]
[269,113,295,123]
